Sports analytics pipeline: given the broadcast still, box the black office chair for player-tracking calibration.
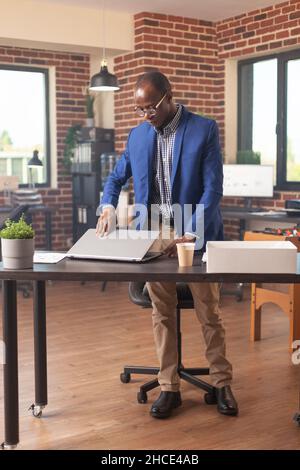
[120,282,217,405]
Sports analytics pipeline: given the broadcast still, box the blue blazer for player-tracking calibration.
[100,106,224,248]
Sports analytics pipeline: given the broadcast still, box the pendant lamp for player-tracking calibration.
[89,0,120,92]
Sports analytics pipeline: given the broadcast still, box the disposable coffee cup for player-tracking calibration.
[176,242,195,267]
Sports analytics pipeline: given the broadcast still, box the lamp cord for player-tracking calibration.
[102,0,106,62]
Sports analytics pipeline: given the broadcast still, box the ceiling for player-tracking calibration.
[38,0,286,22]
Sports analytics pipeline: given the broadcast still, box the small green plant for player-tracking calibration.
[86,92,95,118]
[63,124,82,171]
[0,214,35,239]
[237,150,261,165]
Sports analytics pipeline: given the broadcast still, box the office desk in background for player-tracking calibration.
[1,256,300,448]
[221,207,300,240]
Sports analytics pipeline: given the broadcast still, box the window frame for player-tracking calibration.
[0,64,51,188]
[238,49,300,191]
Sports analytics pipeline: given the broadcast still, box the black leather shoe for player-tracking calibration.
[216,385,238,416]
[150,391,182,419]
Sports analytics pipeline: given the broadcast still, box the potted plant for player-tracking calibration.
[85,90,95,127]
[0,214,35,269]
[63,124,82,172]
[236,150,261,165]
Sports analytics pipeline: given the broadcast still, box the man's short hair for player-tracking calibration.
[135,70,172,94]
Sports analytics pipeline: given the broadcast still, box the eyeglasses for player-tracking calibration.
[134,92,167,118]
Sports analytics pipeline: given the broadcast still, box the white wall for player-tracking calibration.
[224,59,238,164]
[1,0,134,154]
[1,0,133,53]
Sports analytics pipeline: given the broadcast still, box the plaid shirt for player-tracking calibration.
[150,104,183,219]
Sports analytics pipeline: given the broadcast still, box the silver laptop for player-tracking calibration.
[66,229,163,263]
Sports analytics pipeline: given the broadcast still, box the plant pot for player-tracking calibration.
[85,118,94,127]
[1,238,34,269]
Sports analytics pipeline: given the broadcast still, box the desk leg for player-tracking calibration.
[1,280,19,449]
[239,218,246,241]
[29,281,48,418]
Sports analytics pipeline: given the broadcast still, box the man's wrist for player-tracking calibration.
[96,204,115,216]
[184,232,197,242]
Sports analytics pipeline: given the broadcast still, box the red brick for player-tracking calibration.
[184,17,199,26]
[169,45,183,53]
[262,33,276,42]
[274,1,290,9]
[0,56,13,62]
[276,30,289,39]
[151,13,168,21]
[284,38,298,46]
[261,5,275,13]
[274,14,289,24]
[8,49,22,56]
[290,11,300,19]
[160,21,174,29]
[282,5,296,13]
[159,36,174,44]
[114,56,123,64]
[261,19,274,27]
[291,26,300,35]
[168,15,184,23]
[270,40,283,49]
[241,16,254,25]
[134,12,150,21]
[169,30,184,38]
[175,23,189,31]
[248,37,261,45]
[185,32,198,39]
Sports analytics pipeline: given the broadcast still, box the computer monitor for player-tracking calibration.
[223,164,273,205]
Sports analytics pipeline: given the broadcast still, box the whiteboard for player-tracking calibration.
[223,164,273,197]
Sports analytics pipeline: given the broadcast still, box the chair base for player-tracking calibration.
[120,365,217,405]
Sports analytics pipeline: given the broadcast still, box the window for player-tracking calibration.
[238,50,300,190]
[0,65,50,186]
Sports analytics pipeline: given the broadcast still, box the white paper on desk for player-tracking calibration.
[34,251,67,263]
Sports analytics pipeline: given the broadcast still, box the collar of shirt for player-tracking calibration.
[155,104,182,138]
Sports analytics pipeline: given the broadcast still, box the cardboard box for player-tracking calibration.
[206,241,297,273]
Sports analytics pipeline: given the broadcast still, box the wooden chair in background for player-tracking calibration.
[244,231,300,350]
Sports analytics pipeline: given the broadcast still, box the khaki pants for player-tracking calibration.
[146,227,233,391]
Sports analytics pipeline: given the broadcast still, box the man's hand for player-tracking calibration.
[96,207,116,237]
[164,235,196,258]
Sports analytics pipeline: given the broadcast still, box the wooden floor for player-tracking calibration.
[0,280,299,450]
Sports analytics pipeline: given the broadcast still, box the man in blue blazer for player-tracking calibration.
[97,71,238,419]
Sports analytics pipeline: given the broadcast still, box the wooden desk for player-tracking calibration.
[1,257,300,448]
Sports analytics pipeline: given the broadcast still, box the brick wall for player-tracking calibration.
[217,0,300,238]
[114,2,300,240]
[114,12,224,152]
[0,46,90,249]
[2,3,299,248]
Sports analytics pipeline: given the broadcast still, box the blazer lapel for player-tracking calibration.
[146,126,157,200]
[171,108,188,188]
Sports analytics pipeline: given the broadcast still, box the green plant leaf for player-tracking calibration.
[0,214,35,239]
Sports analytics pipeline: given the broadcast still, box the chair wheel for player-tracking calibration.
[120,372,131,383]
[293,412,300,426]
[204,392,217,405]
[137,391,147,404]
